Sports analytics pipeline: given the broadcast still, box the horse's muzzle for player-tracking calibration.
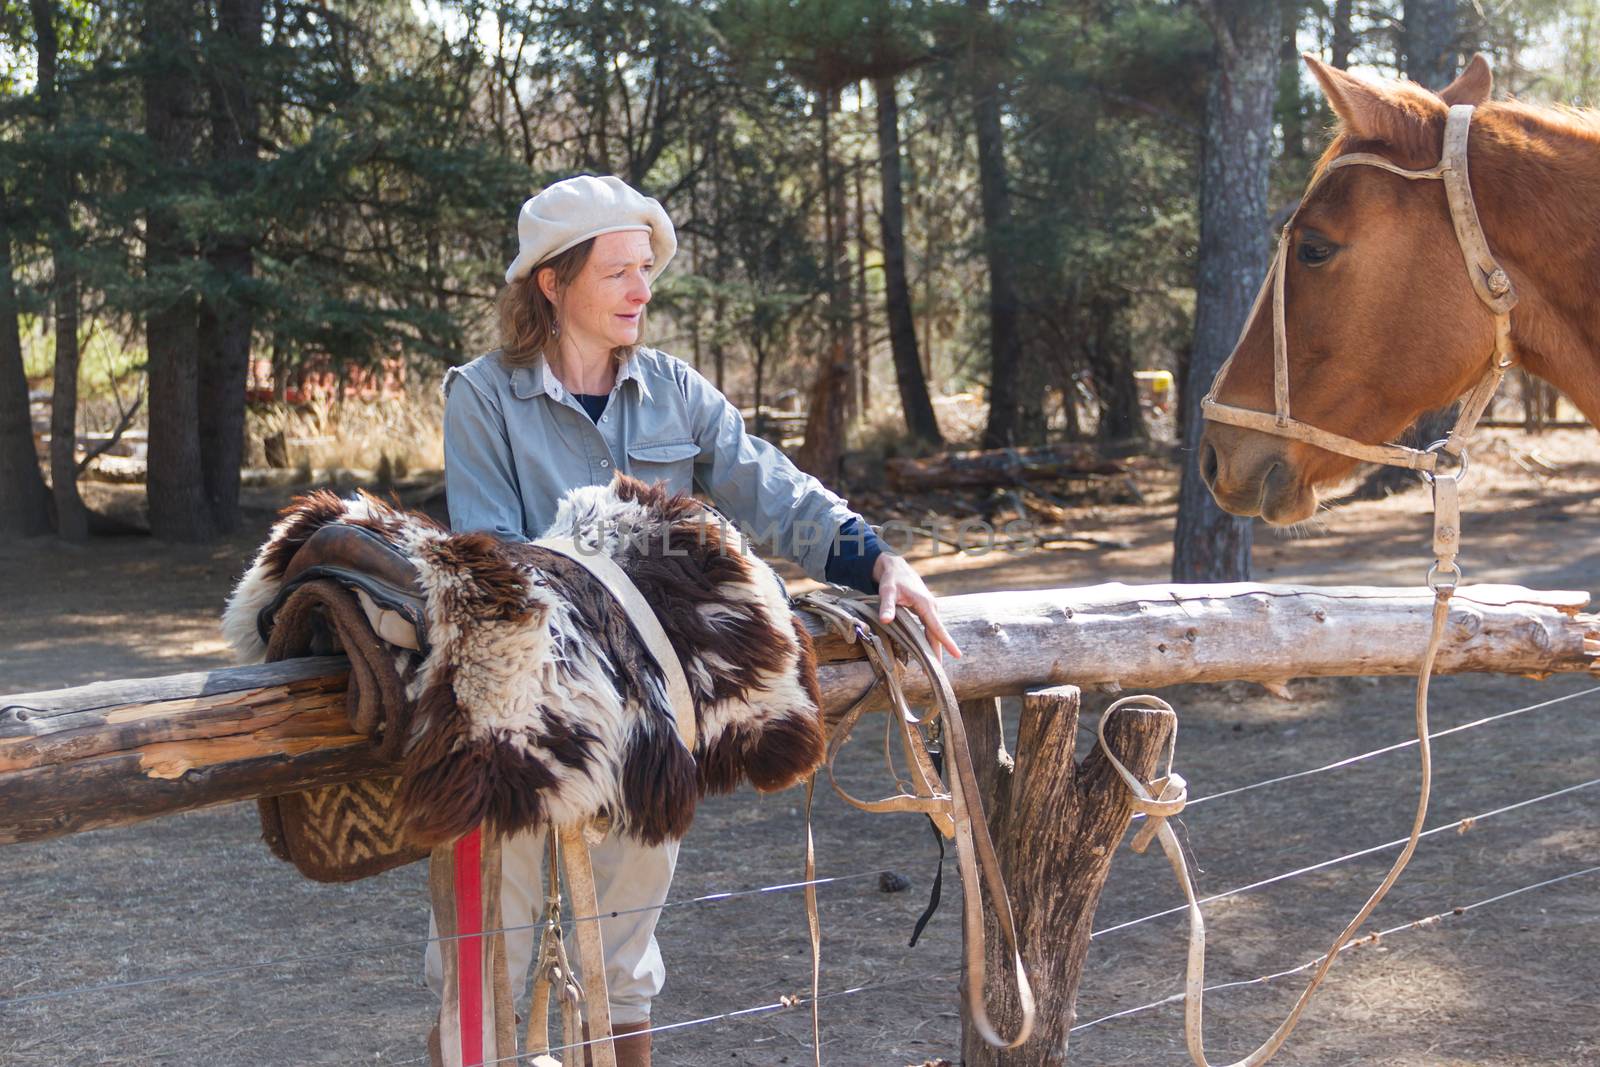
[1198,423,1318,525]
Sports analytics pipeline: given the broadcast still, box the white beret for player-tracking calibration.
[504,175,677,286]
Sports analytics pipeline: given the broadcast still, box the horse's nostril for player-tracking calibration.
[1200,441,1219,487]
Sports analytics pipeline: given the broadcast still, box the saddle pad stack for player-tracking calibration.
[223,477,826,881]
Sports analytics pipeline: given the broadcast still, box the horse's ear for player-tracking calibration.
[1303,52,1441,147]
[1438,54,1492,105]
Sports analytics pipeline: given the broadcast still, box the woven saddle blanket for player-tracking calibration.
[223,474,826,879]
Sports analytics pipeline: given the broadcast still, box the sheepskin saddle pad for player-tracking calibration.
[223,475,827,853]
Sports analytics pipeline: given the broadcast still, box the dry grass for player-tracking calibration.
[244,378,445,479]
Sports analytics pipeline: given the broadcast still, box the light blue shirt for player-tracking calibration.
[441,347,865,581]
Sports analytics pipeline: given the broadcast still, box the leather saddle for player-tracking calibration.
[259,524,430,654]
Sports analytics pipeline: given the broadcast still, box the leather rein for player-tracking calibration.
[795,590,1036,1056]
[1159,103,1517,1066]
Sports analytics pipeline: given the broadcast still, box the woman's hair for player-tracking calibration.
[495,237,645,368]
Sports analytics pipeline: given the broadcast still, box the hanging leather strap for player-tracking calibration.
[521,827,618,1067]
[1096,585,1448,1067]
[525,834,586,1062]
[796,591,1036,1052]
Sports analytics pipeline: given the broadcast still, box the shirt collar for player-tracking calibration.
[510,348,652,403]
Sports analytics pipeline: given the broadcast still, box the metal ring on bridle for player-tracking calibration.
[1419,440,1468,485]
[1427,559,1462,591]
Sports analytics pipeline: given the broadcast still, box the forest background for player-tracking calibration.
[2,0,1595,573]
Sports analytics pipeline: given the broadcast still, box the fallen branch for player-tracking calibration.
[886,444,1126,492]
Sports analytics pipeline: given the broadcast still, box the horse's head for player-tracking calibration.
[1201,54,1504,524]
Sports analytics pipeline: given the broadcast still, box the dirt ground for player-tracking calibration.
[3,427,1599,1067]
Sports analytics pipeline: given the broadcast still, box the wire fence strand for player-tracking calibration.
[1094,775,1600,939]
[1073,863,1600,1034]
[382,968,968,1067]
[1176,683,1600,812]
[0,868,891,1010]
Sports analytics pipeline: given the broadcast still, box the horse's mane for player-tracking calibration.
[1490,97,1600,143]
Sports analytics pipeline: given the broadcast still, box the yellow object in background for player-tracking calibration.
[1135,370,1174,412]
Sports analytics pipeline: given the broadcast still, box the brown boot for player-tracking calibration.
[610,1020,652,1067]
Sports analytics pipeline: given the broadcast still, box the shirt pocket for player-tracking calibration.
[624,438,701,496]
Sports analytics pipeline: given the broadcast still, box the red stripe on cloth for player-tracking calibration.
[455,827,485,1067]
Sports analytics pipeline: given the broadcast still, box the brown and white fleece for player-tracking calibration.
[222,475,825,848]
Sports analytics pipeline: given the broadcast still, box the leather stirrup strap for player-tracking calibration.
[431,829,516,1067]
[812,606,955,834]
[526,835,586,1062]
[561,825,617,1067]
[796,591,1036,1050]
[802,776,823,1066]
[521,827,617,1067]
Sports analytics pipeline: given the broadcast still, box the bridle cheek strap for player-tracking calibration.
[1201,103,1518,476]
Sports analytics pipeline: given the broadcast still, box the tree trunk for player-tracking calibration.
[47,200,86,541]
[1279,0,1307,162]
[143,0,213,542]
[0,186,52,537]
[752,338,767,440]
[1089,293,1144,443]
[874,75,943,448]
[797,89,851,483]
[969,0,1023,450]
[1331,0,1355,70]
[31,0,89,540]
[852,162,870,422]
[960,687,1175,1065]
[1173,0,1279,582]
[197,0,263,535]
[1350,2,1461,501]
[1403,0,1459,90]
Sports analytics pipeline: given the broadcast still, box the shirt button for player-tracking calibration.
[600,459,610,468]
[601,414,609,422]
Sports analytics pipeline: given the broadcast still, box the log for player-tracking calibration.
[2,584,1595,845]
[885,443,1126,491]
[805,583,1600,710]
[0,658,370,843]
[959,687,1174,1065]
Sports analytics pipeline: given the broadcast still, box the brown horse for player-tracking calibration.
[1201,53,1600,524]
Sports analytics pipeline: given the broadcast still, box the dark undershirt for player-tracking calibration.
[573,391,885,595]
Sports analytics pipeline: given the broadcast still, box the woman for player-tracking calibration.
[427,174,958,1067]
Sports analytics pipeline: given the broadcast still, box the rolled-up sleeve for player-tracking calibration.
[442,367,527,541]
[679,364,859,581]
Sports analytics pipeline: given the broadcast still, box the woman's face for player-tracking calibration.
[541,230,654,352]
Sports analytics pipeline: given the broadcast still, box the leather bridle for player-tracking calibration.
[1145,102,1524,1067]
[1202,103,1517,486]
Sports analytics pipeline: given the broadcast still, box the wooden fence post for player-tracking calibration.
[959,685,1175,1065]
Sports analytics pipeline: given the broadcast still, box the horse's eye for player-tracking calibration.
[1297,241,1334,266]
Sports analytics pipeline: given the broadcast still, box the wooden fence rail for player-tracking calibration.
[4,582,1594,847]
